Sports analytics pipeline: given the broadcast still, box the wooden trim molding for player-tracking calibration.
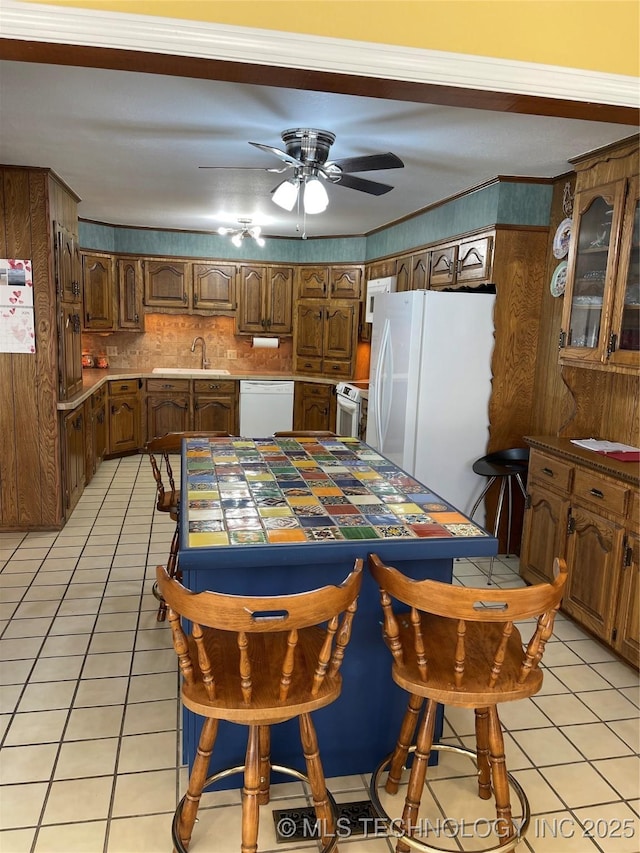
[0,0,637,123]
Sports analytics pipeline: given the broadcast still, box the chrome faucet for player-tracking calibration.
[190,336,209,369]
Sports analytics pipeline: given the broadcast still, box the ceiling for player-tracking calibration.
[0,59,634,240]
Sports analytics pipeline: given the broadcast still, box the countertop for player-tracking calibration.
[57,369,341,411]
[525,435,640,487]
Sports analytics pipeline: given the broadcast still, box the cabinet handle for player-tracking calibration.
[589,488,604,499]
[541,467,554,477]
[193,293,198,304]
[331,364,341,371]
[133,313,139,323]
[208,384,220,390]
[162,383,174,389]
[86,312,91,323]
[120,385,128,391]
[183,292,187,303]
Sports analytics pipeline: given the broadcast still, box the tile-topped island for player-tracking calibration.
[178,434,498,781]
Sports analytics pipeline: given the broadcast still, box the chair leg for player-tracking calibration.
[475,707,492,800]
[487,478,507,585]
[505,476,514,557]
[299,712,335,850]
[258,725,271,805]
[178,717,219,850]
[385,693,424,794]
[397,698,437,853]
[470,476,497,520]
[241,725,261,853]
[487,706,515,845]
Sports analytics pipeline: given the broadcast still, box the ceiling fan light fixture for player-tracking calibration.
[272,179,299,211]
[303,177,329,214]
[219,218,266,248]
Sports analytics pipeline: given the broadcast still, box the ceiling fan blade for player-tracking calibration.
[332,173,395,196]
[198,165,288,173]
[248,141,302,168]
[328,152,404,173]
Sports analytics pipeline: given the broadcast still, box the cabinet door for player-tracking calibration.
[608,176,639,371]
[394,256,411,292]
[93,393,107,469]
[614,532,639,667]
[146,395,190,442]
[457,235,493,284]
[298,266,328,299]
[563,504,625,641]
[59,303,83,400]
[520,482,569,585]
[330,265,362,299]
[194,396,238,434]
[82,252,114,330]
[296,302,324,359]
[560,180,626,366]
[324,303,357,362]
[108,395,140,455]
[63,407,85,512]
[293,383,334,431]
[144,260,190,308]
[54,221,81,303]
[429,245,457,288]
[266,266,294,334]
[411,252,429,290]
[117,258,144,330]
[193,262,236,312]
[236,265,265,333]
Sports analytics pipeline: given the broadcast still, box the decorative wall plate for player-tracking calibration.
[553,217,572,259]
[550,260,568,297]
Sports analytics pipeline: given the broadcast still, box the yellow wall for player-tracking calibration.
[24,0,640,77]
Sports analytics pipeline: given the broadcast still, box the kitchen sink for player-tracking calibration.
[151,367,231,376]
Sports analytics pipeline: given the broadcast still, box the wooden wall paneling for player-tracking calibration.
[529,176,576,436]
[0,172,16,526]
[559,368,640,446]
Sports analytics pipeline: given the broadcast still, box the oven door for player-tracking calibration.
[336,394,361,437]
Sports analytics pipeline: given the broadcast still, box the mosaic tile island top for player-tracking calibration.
[184,436,489,548]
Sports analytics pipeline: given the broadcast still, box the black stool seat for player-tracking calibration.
[470,448,529,583]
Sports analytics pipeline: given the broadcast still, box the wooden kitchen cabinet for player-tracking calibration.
[193,261,236,312]
[297,266,329,299]
[62,405,85,514]
[297,265,362,300]
[82,251,115,331]
[54,220,82,304]
[146,378,190,441]
[329,265,363,299]
[193,379,239,434]
[92,384,107,475]
[560,138,639,375]
[117,257,144,330]
[107,379,141,455]
[236,264,293,335]
[520,438,639,667]
[59,302,83,400]
[294,300,358,378]
[293,382,336,432]
[144,258,190,309]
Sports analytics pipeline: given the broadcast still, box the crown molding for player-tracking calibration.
[1,0,638,109]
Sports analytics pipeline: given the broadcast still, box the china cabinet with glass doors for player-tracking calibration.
[560,139,639,375]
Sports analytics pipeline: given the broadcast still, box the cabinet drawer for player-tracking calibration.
[193,379,238,395]
[109,379,139,396]
[92,385,106,405]
[304,383,331,399]
[146,379,191,393]
[323,360,351,378]
[529,451,573,494]
[573,469,629,517]
[296,357,323,374]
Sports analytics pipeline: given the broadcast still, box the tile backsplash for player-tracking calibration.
[82,314,292,373]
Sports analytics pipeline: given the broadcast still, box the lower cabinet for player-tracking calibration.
[146,379,190,441]
[85,385,107,483]
[293,382,336,432]
[62,405,86,515]
[520,439,639,668]
[193,379,239,434]
[107,379,141,455]
[294,300,358,378]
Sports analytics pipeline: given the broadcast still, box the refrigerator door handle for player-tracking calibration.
[375,319,392,449]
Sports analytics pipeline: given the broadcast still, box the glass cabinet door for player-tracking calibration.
[609,176,640,369]
[561,181,626,364]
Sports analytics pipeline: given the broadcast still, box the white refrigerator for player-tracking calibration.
[366,289,495,521]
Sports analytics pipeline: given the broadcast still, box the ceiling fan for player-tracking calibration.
[200,128,404,214]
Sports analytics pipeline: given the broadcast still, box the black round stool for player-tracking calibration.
[469,448,529,583]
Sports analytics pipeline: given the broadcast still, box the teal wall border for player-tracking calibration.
[79,180,552,263]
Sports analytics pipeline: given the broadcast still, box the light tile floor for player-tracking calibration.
[0,455,638,852]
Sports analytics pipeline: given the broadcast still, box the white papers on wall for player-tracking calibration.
[0,259,35,353]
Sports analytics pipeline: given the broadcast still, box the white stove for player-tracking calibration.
[335,382,367,437]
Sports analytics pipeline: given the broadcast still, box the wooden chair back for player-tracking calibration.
[273,431,337,437]
[369,554,567,698]
[144,431,231,513]
[157,559,363,715]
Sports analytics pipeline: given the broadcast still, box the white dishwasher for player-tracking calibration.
[239,380,295,436]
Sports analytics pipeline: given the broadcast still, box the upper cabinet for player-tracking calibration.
[560,138,639,375]
[144,258,190,309]
[117,257,144,331]
[297,265,362,300]
[82,251,115,331]
[392,233,493,293]
[236,264,294,335]
[54,221,81,304]
[193,261,236,312]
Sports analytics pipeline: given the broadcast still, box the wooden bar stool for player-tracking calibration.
[145,431,230,621]
[156,558,363,853]
[368,553,567,853]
